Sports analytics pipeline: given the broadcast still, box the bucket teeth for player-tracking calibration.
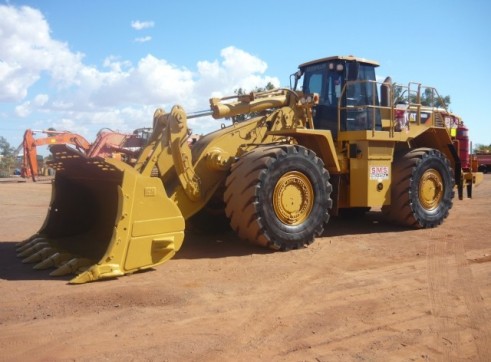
[17,237,47,253]
[22,247,57,264]
[17,236,42,250]
[50,258,93,277]
[33,252,73,270]
[17,242,50,258]
[16,237,35,250]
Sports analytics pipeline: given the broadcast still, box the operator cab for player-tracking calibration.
[294,56,381,138]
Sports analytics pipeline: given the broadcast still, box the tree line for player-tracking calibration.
[0,136,17,177]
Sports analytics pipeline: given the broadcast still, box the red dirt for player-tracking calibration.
[1,177,490,361]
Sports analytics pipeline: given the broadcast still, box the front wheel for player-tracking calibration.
[382,148,454,228]
[224,145,332,250]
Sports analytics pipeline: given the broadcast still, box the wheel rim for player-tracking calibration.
[273,171,314,225]
[418,168,443,211]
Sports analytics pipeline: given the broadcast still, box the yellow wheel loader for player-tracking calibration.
[17,55,483,283]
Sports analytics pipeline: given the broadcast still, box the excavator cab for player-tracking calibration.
[296,56,381,137]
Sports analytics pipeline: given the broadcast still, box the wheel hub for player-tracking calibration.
[273,171,313,225]
[419,168,443,210]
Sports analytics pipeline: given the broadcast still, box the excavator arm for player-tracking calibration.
[21,129,91,181]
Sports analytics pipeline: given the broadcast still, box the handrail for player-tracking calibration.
[336,79,452,135]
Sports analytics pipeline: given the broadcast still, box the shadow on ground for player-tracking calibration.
[0,211,407,282]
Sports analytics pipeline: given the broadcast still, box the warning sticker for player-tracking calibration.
[369,166,389,180]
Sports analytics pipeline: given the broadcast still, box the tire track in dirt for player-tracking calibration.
[427,238,462,360]
[427,236,491,361]
[188,252,343,360]
[198,248,433,361]
[1,311,123,361]
[0,282,189,361]
[453,238,491,360]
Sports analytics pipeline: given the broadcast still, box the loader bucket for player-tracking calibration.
[18,145,185,283]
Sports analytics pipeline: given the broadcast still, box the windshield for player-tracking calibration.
[302,62,344,107]
[299,60,381,134]
[345,64,378,107]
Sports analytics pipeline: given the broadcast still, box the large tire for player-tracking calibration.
[382,148,454,228]
[224,145,332,250]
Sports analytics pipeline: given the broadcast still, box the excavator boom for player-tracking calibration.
[21,129,91,181]
[20,128,151,182]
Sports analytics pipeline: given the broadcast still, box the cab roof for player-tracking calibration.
[299,55,380,68]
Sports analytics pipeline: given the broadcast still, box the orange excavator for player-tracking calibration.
[21,129,91,181]
[86,128,151,161]
[20,128,152,181]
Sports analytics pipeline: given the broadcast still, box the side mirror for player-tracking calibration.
[290,70,303,90]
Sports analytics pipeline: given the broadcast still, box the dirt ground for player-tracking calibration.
[0,176,490,362]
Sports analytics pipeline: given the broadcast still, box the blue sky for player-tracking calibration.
[1,0,490,152]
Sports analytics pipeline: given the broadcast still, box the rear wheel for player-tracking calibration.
[224,145,332,250]
[382,148,454,228]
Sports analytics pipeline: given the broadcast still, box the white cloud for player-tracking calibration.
[0,5,280,141]
[0,61,39,101]
[195,46,280,99]
[131,20,155,30]
[51,118,89,136]
[134,36,152,43]
[13,93,49,117]
[103,56,132,73]
[0,5,85,100]
[15,101,31,117]
[34,94,49,106]
[89,54,195,108]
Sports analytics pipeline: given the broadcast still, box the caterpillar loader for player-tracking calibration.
[17,55,483,283]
